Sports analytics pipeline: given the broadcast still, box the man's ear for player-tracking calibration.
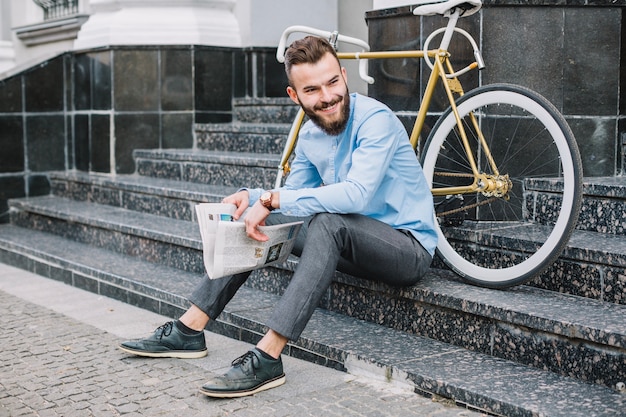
[286,86,299,105]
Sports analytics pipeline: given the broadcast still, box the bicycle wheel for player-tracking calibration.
[421,83,582,288]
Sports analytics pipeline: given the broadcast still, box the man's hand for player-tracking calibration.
[243,201,271,242]
[222,190,250,220]
[222,190,271,242]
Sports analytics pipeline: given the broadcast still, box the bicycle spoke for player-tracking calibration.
[422,84,582,288]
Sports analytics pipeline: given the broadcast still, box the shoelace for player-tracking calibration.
[231,350,260,377]
[155,321,174,340]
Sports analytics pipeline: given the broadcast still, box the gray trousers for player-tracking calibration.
[189,212,432,341]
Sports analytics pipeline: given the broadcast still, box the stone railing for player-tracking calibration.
[33,0,79,21]
[15,1,86,47]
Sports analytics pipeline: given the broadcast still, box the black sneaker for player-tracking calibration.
[199,348,285,398]
[119,321,207,359]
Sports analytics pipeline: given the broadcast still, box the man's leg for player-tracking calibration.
[200,213,431,397]
[117,272,250,358]
[184,212,312,326]
[118,213,306,359]
[266,212,431,341]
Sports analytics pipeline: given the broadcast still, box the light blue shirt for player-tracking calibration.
[248,93,437,256]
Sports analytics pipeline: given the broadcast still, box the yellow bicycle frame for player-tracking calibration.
[275,47,502,198]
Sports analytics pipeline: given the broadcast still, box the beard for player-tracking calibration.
[300,90,351,136]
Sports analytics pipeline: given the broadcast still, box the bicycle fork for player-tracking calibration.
[416,11,512,202]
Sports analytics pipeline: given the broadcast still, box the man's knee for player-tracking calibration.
[310,212,346,227]
[304,213,353,250]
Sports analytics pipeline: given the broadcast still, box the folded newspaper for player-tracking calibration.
[195,203,303,279]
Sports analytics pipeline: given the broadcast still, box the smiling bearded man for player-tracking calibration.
[119,35,437,399]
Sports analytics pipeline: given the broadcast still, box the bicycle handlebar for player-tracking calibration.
[276,25,375,84]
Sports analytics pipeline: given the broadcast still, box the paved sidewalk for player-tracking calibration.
[0,262,487,417]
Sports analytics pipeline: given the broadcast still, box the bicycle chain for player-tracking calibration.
[433,172,503,217]
[436,196,498,217]
[435,172,475,178]
[435,172,510,217]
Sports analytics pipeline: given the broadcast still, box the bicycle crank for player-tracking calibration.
[435,195,464,226]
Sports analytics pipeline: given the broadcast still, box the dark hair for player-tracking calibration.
[284,36,341,85]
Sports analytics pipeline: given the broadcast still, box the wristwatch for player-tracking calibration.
[260,191,275,211]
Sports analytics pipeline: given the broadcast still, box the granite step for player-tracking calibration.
[527,176,626,236]
[134,148,280,189]
[47,170,626,306]
[577,176,626,235]
[6,195,626,390]
[322,266,626,390]
[131,150,626,236]
[523,226,626,305]
[194,122,292,155]
[0,224,623,417]
[48,171,238,222]
[232,97,299,124]
[9,195,206,275]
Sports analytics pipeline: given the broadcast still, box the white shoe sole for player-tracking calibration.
[199,374,286,398]
[118,345,208,359]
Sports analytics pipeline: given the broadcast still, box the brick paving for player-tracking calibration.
[0,263,488,417]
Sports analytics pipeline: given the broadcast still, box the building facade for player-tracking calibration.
[0,0,625,221]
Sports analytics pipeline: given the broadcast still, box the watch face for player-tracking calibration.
[260,191,275,211]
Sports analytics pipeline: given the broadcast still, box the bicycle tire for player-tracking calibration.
[421,83,582,288]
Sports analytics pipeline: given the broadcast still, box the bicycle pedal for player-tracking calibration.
[435,195,466,227]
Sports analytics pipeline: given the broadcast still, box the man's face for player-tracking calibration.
[286,52,350,136]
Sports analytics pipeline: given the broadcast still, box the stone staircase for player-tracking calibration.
[0,97,624,416]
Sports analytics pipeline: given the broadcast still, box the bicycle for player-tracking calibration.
[274,0,583,289]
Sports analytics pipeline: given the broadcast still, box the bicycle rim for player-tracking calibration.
[421,83,582,288]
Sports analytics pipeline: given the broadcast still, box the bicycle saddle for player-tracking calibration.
[413,0,482,17]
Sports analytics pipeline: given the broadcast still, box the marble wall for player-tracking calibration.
[0,45,286,221]
[1,1,624,222]
[365,2,625,178]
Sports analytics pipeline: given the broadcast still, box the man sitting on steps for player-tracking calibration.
[119,35,437,398]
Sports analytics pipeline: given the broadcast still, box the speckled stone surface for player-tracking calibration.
[527,176,626,235]
[424,205,626,306]
[232,97,299,124]
[582,176,626,199]
[578,195,626,234]
[6,192,626,390]
[135,149,279,189]
[321,271,626,389]
[0,225,624,416]
[70,148,626,307]
[509,175,626,303]
[4,92,626,414]
[529,230,626,305]
[195,123,291,154]
[7,173,626,390]
[49,171,235,221]
[247,261,626,389]
[9,196,206,275]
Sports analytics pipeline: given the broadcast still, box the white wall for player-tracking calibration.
[1,0,12,39]
[338,0,373,94]
[0,0,15,71]
[373,0,423,9]
[235,0,373,94]
[236,0,338,47]
[8,0,74,68]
